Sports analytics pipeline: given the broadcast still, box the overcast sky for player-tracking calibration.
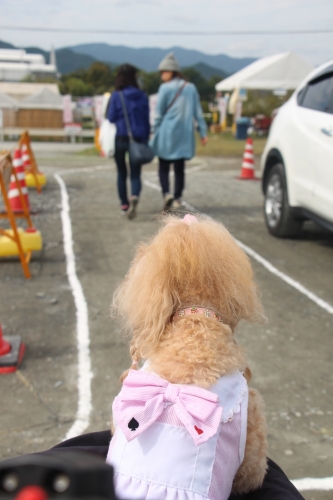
[0,0,332,66]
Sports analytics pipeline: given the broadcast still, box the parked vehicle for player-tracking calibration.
[261,60,333,237]
[254,114,272,135]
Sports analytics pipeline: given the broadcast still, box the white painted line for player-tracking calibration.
[235,239,333,315]
[54,173,93,440]
[166,183,333,316]
[292,476,333,491]
[171,163,208,174]
[143,179,161,192]
[145,162,207,181]
[55,161,204,179]
[143,164,206,195]
[58,165,111,176]
[143,177,200,202]
[182,200,198,213]
[186,163,207,173]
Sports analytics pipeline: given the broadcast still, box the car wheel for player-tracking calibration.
[264,163,302,237]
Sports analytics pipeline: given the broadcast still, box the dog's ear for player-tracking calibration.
[112,237,175,359]
[244,366,252,383]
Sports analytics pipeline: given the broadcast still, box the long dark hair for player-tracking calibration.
[172,71,187,81]
[115,64,139,90]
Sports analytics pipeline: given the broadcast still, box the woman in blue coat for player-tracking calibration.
[152,53,208,209]
[108,64,150,219]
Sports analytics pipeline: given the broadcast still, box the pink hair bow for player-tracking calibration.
[113,370,222,446]
[183,214,198,225]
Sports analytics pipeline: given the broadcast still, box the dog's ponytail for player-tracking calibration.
[119,344,140,383]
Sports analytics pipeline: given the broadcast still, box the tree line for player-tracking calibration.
[58,62,221,103]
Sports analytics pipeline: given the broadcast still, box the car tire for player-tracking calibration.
[264,163,303,238]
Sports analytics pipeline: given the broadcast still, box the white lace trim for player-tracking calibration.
[220,372,248,423]
[142,361,247,425]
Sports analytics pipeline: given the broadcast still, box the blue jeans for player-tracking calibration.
[114,137,142,206]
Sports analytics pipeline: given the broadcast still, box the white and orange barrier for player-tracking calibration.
[0,151,42,278]
[19,131,47,191]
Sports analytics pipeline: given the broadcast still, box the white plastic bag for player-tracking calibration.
[99,119,116,157]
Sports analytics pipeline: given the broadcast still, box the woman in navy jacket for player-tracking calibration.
[108,65,150,219]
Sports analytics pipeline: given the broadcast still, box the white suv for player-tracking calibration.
[261,60,333,237]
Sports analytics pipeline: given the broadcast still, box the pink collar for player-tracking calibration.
[174,306,224,323]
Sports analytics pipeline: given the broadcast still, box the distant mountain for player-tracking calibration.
[25,46,49,62]
[56,49,98,74]
[0,40,50,61]
[190,62,227,80]
[0,39,253,78]
[0,40,16,50]
[0,39,100,75]
[68,43,255,74]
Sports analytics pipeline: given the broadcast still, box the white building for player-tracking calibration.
[0,48,57,82]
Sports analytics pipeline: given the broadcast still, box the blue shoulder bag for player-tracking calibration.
[119,91,155,166]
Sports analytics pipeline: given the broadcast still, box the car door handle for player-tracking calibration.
[321,127,333,137]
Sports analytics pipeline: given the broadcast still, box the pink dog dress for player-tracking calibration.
[107,369,248,500]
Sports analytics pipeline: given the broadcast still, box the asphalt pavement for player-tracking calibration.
[0,144,332,500]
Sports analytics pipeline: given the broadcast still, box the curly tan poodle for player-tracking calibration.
[111,214,268,495]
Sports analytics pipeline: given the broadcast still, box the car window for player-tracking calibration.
[296,86,307,105]
[298,73,333,114]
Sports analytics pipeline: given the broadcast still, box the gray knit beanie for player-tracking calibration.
[158,52,180,72]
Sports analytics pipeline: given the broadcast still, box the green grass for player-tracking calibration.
[78,146,100,156]
[196,132,267,157]
[77,132,267,158]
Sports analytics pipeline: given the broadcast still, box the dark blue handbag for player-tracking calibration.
[119,91,155,165]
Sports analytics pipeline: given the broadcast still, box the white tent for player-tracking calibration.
[19,88,63,110]
[0,82,60,102]
[0,92,18,109]
[215,52,313,92]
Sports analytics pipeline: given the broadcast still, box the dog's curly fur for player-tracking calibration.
[112,214,268,494]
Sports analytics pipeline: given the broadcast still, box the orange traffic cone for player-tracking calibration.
[238,138,257,180]
[8,148,31,212]
[21,143,32,172]
[0,323,25,374]
[21,142,47,190]
[0,325,11,357]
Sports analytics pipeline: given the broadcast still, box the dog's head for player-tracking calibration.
[113,214,265,359]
